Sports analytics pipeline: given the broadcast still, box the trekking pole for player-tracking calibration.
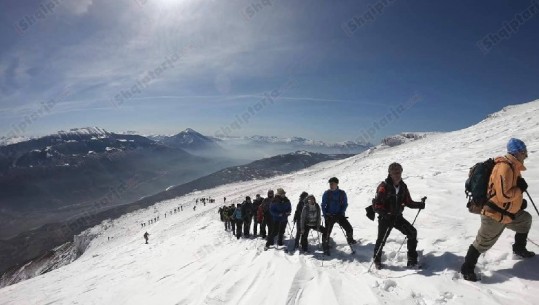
[393,209,422,261]
[367,225,392,273]
[338,223,355,254]
[525,191,539,216]
[287,221,295,251]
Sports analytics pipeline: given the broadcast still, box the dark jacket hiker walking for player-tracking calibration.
[372,163,426,269]
[265,188,291,250]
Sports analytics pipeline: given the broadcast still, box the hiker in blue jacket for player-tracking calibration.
[322,177,356,250]
[265,188,292,250]
[232,203,245,239]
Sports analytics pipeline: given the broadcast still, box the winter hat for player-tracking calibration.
[300,191,308,199]
[388,162,403,173]
[268,189,274,196]
[328,177,339,184]
[276,188,286,196]
[507,138,527,155]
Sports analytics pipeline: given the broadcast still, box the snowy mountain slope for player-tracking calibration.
[1,100,539,304]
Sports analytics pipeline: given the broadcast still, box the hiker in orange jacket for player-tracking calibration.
[461,138,534,282]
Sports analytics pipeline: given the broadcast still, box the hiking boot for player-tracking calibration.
[462,272,480,282]
[347,237,357,245]
[513,232,535,258]
[461,245,480,281]
[264,245,269,251]
[374,261,382,270]
[406,259,418,268]
[513,248,535,258]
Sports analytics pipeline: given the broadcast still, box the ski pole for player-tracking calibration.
[337,223,355,254]
[287,221,295,251]
[393,209,422,261]
[368,224,392,273]
[525,191,539,216]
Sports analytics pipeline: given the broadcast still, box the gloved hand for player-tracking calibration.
[521,199,528,210]
[418,196,427,209]
[517,177,528,193]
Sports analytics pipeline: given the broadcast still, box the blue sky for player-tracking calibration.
[0,0,538,143]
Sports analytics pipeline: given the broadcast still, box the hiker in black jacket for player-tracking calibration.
[372,163,426,269]
[260,190,274,238]
[293,192,309,250]
[242,197,254,237]
[228,204,237,235]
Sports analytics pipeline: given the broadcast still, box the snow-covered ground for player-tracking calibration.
[1,101,539,304]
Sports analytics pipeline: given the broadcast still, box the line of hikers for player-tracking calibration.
[217,138,534,282]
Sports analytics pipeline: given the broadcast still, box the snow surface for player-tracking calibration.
[1,101,539,304]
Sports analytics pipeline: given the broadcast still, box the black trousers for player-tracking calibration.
[300,225,329,251]
[373,215,417,262]
[324,215,354,243]
[261,213,272,238]
[266,220,287,247]
[243,216,252,236]
[231,220,236,234]
[252,219,261,236]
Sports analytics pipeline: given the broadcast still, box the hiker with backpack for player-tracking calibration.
[372,163,426,269]
[252,194,264,237]
[242,196,254,237]
[233,203,245,239]
[228,204,237,235]
[322,177,357,254]
[461,138,534,282]
[299,195,330,254]
[293,192,309,250]
[265,188,292,250]
[143,232,150,244]
[259,190,275,239]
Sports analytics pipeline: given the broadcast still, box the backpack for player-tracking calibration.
[465,158,511,214]
[234,208,243,220]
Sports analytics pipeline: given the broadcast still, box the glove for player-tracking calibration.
[521,199,528,210]
[517,177,528,193]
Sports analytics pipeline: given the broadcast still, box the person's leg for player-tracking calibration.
[301,227,311,251]
[506,210,534,257]
[393,216,418,264]
[373,217,392,263]
[461,215,505,280]
[337,216,355,243]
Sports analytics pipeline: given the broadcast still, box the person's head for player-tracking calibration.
[328,177,339,190]
[267,189,274,198]
[231,204,235,207]
[300,191,308,200]
[507,138,528,163]
[388,162,403,185]
[306,195,316,205]
[256,194,261,199]
[246,196,251,202]
[276,188,286,197]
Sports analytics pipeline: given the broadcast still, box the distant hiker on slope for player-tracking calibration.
[461,138,534,282]
[252,194,264,237]
[293,192,309,250]
[233,203,245,239]
[144,232,150,244]
[242,196,254,237]
[322,177,357,253]
[372,163,426,269]
[228,204,237,235]
[259,190,274,239]
[299,195,329,254]
[265,188,291,250]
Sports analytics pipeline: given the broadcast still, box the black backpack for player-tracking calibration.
[465,158,512,214]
